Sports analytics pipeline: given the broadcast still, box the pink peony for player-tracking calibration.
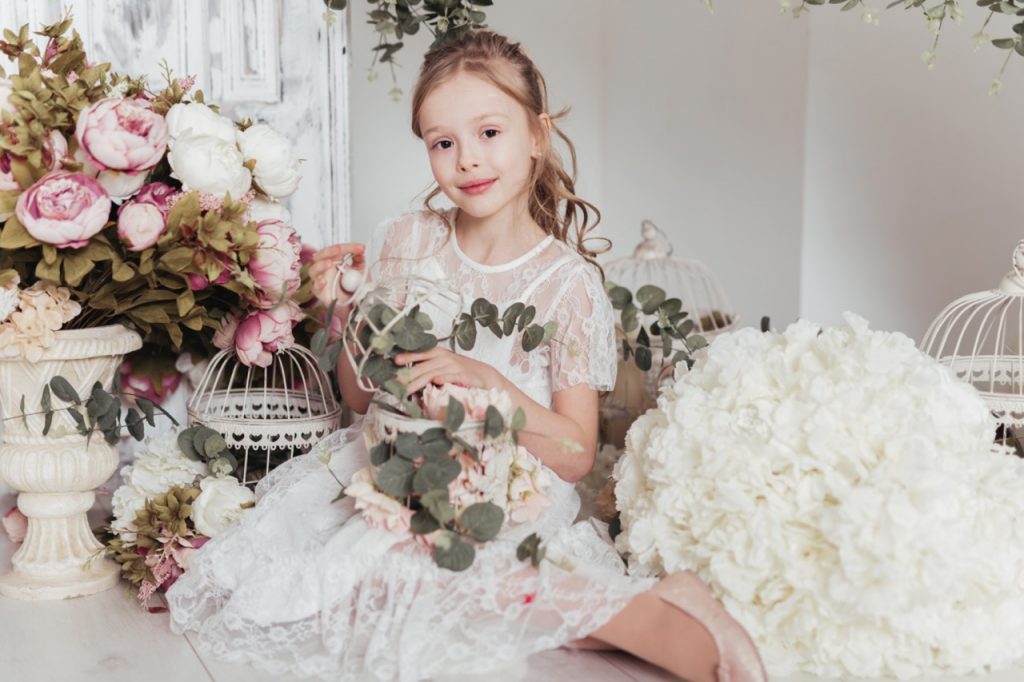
[133,181,178,214]
[75,97,168,172]
[248,219,301,308]
[118,359,182,405]
[15,170,111,248]
[233,301,304,367]
[299,242,316,266]
[2,506,27,543]
[117,202,164,251]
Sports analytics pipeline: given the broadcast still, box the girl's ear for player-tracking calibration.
[532,113,552,159]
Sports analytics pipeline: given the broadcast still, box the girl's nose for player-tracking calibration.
[458,145,480,172]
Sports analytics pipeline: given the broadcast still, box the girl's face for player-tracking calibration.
[418,71,542,222]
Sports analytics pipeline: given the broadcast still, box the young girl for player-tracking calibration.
[167,31,766,682]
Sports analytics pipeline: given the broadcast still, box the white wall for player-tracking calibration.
[801,7,1024,340]
[600,1,808,328]
[347,1,810,329]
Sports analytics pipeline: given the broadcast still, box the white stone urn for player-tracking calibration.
[0,324,141,600]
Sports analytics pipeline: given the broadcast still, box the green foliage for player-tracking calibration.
[4,376,179,445]
[322,0,494,100]
[606,281,711,375]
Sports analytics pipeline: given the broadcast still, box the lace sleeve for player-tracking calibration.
[546,263,616,393]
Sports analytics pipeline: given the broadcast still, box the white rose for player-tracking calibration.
[168,134,252,198]
[166,102,237,145]
[237,123,301,198]
[190,476,255,537]
[247,197,292,224]
[0,285,17,323]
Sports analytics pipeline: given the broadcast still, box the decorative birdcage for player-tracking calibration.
[341,272,464,394]
[921,240,1024,432]
[600,219,738,448]
[187,345,343,486]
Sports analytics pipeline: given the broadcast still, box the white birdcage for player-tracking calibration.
[187,345,343,486]
[599,219,738,448]
[921,240,1024,430]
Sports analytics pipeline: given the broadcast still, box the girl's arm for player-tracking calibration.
[334,310,374,415]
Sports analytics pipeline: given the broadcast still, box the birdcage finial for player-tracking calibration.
[633,220,673,260]
[998,240,1024,295]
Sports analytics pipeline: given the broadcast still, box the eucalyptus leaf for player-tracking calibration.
[522,324,544,352]
[636,285,666,315]
[375,457,416,496]
[370,442,391,465]
[459,501,504,542]
[412,457,462,494]
[433,534,476,572]
[410,509,440,535]
[483,405,504,438]
[49,376,80,405]
[178,430,201,460]
[445,396,465,432]
[421,488,456,524]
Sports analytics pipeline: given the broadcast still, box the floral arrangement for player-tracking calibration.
[337,382,551,572]
[316,278,558,571]
[0,17,311,396]
[104,428,254,605]
[613,313,1024,678]
[321,0,493,100]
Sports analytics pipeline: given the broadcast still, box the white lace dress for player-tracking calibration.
[166,209,655,681]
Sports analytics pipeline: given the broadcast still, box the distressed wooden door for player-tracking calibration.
[0,0,351,247]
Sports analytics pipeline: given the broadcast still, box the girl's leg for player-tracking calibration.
[584,592,719,682]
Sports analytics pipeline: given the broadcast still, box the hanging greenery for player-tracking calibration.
[322,0,493,101]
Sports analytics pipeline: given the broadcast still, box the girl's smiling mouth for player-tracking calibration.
[458,178,497,194]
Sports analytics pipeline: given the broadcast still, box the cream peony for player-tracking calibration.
[614,314,1024,679]
[166,102,238,145]
[236,123,301,198]
[247,197,292,224]
[167,134,251,198]
[190,475,255,538]
[111,432,209,541]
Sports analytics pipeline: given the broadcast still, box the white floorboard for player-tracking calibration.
[1,486,1023,682]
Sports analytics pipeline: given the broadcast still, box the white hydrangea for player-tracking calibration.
[111,431,209,540]
[614,313,1024,679]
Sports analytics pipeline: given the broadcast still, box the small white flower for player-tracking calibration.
[922,50,936,69]
[862,7,881,26]
[778,0,791,13]
[927,18,941,36]
[990,78,1003,96]
[973,30,991,50]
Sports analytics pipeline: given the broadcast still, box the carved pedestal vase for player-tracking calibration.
[0,325,141,600]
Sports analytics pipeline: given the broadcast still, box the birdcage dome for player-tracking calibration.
[187,344,342,486]
[921,240,1024,428]
[605,219,738,337]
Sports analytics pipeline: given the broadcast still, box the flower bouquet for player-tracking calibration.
[0,14,309,600]
[103,427,254,606]
[316,276,560,571]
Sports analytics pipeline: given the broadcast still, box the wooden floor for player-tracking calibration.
[2,486,1023,682]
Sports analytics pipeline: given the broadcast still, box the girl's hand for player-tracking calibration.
[394,348,498,395]
[308,243,366,312]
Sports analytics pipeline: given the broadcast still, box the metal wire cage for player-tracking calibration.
[600,220,737,447]
[605,220,738,338]
[187,345,343,486]
[921,241,1024,429]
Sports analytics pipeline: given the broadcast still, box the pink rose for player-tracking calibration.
[118,359,182,405]
[117,202,164,251]
[168,535,209,577]
[233,301,304,367]
[2,506,27,543]
[248,219,301,308]
[422,384,514,422]
[75,97,168,172]
[16,170,111,249]
[344,467,414,534]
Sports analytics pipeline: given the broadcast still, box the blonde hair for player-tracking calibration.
[410,30,609,274]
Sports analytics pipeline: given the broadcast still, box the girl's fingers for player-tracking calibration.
[394,348,446,366]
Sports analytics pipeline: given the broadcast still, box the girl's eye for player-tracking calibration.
[432,139,453,151]
[483,129,500,139]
